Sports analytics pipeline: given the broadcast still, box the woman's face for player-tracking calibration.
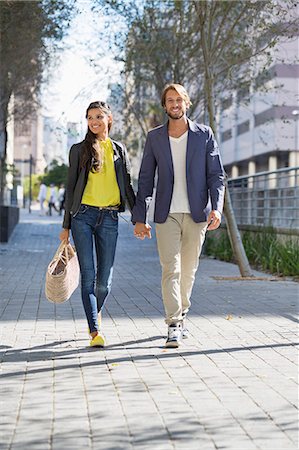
[87,108,111,138]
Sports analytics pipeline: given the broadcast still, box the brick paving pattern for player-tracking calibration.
[0,207,298,450]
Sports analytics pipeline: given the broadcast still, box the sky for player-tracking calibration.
[41,0,123,127]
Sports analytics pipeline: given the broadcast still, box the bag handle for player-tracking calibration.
[50,241,76,272]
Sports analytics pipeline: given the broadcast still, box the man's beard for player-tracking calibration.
[166,110,185,120]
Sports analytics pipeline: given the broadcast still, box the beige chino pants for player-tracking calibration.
[155,213,207,325]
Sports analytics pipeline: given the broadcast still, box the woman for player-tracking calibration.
[60,101,135,347]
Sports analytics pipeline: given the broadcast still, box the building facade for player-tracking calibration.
[43,117,68,166]
[219,38,299,179]
[13,109,45,183]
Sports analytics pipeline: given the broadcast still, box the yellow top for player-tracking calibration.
[81,138,120,207]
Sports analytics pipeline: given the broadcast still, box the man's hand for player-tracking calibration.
[207,210,221,231]
[59,228,70,242]
[134,222,152,240]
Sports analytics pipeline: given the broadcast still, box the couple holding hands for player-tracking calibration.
[59,83,225,348]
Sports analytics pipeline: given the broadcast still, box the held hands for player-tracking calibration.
[134,222,152,240]
[59,228,70,242]
[207,210,222,231]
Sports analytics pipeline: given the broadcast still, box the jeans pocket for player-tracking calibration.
[78,204,89,215]
[110,210,119,221]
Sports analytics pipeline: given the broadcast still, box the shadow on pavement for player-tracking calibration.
[1,340,298,378]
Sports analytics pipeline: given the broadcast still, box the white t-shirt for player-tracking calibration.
[169,131,190,214]
[38,183,47,201]
[49,187,57,203]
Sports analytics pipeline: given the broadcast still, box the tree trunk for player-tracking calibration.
[205,90,254,277]
[224,186,253,277]
[198,11,253,277]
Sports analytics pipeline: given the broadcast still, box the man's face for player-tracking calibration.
[164,89,188,120]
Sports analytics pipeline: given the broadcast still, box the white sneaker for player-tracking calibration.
[165,324,182,348]
[181,328,189,339]
[182,316,189,339]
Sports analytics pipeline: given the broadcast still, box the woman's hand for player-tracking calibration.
[59,228,70,242]
[134,222,152,239]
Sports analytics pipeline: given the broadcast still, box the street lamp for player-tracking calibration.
[14,154,34,213]
[28,154,33,214]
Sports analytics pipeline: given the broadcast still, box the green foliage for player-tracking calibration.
[204,232,233,262]
[205,228,299,278]
[0,0,76,204]
[97,0,298,133]
[23,174,43,200]
[0,0,76,125]
[42,160,68,186]
[22,159,68,200]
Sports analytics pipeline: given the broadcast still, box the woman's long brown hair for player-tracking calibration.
[80,101,113,172]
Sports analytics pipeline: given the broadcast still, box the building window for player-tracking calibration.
[254,106,298,127]
[237,120,250,136]
[221,129,232,142]
[237,85,250,102]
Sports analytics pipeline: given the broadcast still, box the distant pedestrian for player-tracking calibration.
[58,184,65,216]
[132,83,225,348]
[59,101,135,347]
[48,184,58,216]
[37,181,47,215]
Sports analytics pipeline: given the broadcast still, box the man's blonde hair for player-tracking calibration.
[161,83,192,108]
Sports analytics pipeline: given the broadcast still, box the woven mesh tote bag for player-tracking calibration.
[45,241,80,303]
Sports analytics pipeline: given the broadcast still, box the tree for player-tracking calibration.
[23,174,43,202]
[96,0,298,277]
[0,0,75,204]
[189,0,297,277]
[42,159,68,187]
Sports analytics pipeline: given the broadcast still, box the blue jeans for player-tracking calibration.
[71,205,119,333]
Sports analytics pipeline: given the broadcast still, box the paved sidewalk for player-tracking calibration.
[0,207,298,450]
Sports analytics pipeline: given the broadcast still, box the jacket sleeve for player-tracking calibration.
[206,127,226,214]
[121,143,136,212]
[62,144,80,229]
[132,133,157,223]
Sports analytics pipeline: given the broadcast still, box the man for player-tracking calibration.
[58,183,65,216]
[48,183,58,216]
[132,83,225,348]
[37,181,47,216]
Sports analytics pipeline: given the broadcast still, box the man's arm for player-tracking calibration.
[206,127,226,218]
[132,133,157,224]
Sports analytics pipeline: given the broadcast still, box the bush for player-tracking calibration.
[204,227,299,278]
[23,174,43,200]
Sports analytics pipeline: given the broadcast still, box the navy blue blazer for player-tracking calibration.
[132,118,225,224]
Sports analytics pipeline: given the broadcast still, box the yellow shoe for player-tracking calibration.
[90,333,105,347]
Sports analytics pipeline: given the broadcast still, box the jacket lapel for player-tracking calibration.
[158,119,199,173]
[158,122,173,172]
[111,140,121,162]
[186,119,199,171]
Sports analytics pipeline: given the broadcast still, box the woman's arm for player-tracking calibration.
[62,144,81,229]
[120,143,136,212]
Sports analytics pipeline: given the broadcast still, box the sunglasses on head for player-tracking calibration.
[88,101,110,110]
